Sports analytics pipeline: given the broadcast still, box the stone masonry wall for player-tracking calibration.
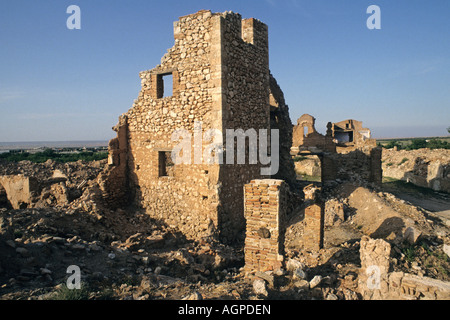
[0,175,39,209]
[123,10,221,240]
[382,148,450,193]
[98,115,129,209]
[244,179,288,273]
[322,146,382,185]
[358,236,450,300]
[106,10,277,241]
[217,13,272,242]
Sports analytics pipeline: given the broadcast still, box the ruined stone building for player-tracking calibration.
[291,114,382,185]
[331,119,373,148]
[102,10,295,244]
[99,10,385,274]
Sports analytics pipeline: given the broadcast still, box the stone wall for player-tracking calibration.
[104,10,293,242]
[291,114,382,186]
[269,75,297,187]
[215,13,272,242]
[358,236,391,299]
[382,148,450,193]
[123,10,221,240]
[244,179,288,273]
[293,156,321,177]
[323,146,383,185]
[98,115,129,209]
[0,175,39,209]
[358,236,450,300]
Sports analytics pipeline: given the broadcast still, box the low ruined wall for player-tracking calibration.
[293,156,321,177]
[322,147,382,185]
[0,175,39,209]
[382,148,450,193]
[358,236,450,300]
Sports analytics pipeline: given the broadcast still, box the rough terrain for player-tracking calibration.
[0,156,449,300]
[382,148,450,194]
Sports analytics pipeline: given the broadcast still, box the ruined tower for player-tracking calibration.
[104,10,295,243]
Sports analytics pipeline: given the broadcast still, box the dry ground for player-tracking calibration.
[0,159,449,300]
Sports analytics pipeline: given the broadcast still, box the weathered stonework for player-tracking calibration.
[0,175,39,209]
[104,10,295,243]
[358,236,391,300]
[302,184,324,251]
[358,236,450,300]
[331,119,375,149]
[244,179,288,273]
[292,114,382,186]
[382,148,450,193]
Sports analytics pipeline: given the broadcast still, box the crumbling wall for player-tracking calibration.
[118,10,222,240]
[358,236,391,299]
[292,114,335,153]
[293,156,321,177]
[358,236,450,300]
[104,10,284,242]
[0,175,39,209]
[291,114,382,186]
[382,148,450,193]
[216,13,271,242]
[332,119,375,148]
[269,74,296,187]
[323,146,382,185]
[99,115,129,209]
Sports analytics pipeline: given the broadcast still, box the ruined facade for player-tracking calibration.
[104,10,295,243]
[291,114,382,185]
[331,119,374,149]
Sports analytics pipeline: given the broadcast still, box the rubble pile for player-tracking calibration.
[0,159,106,209]
[1,157,449,300]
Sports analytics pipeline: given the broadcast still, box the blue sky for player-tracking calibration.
[0,0,449,141]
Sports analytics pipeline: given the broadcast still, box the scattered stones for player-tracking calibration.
[0,9,449,303]
[182,291,203,300]
[253,279,268,297]
[326,293,338,300]
[404,227,422,245]
[293,268,307,280]
[286,258,304,272]
[15,247,30,257]
[254,271,275,287]
[443,244,450,258]
[293,280,309,291]
[382,148,450,193]
[154,267,162,275]
[309,275,322,289]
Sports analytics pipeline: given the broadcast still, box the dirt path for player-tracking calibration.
[381,180,450,224]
